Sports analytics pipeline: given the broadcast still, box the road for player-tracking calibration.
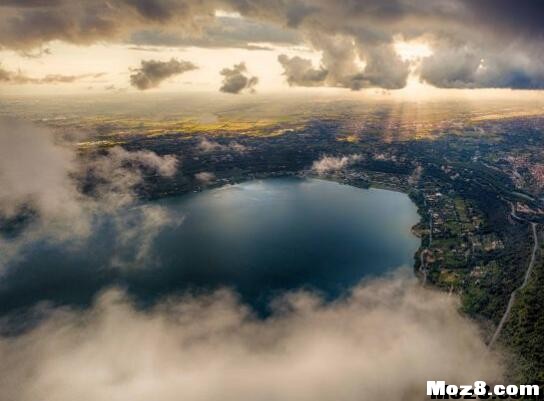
[488,222,539,348]
[418,210,432,285]
[419,249,428,285]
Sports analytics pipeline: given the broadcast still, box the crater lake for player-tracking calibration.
[0,177,421,315]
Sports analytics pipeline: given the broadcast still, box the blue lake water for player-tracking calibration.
[0,178,420,315]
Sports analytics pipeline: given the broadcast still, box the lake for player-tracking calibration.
[0,177,420,315]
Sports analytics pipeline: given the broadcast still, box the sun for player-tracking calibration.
[394,38,433,62]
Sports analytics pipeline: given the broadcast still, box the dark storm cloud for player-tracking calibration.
[0,0,216,49]
[0,65,105,84]
[129,15,301,50]
[124,0,184,22]
[0,0,64,6]
[277,54,328,87]
[129,58,197,90]
[419,42,544,90]
[2,0,544,89]
[459,0,544,41]
[278,40,409,91]
[0,1,118,49]
[353,44,410,89]
[219,62,258,94]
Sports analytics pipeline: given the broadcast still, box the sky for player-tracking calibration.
[1,0,544,97]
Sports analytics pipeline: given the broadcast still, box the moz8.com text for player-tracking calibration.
[427,380,544,400]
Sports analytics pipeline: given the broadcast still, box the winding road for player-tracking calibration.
[419,209,432,285]
[488,222,539,348]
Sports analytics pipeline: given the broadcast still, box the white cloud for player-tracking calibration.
[0,119,180,269]
[110,205,185,268]
[195,171,216,184]
[197,138,247,153]
[0,118,81,220]
[86,146,178,210]
[311,154,362,175]
[0,273,503,401]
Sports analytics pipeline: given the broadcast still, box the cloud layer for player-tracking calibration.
[0,117,81,221]
[2,0,544,89]
[0,65,105,85]
[0,118,180,268]
[130,15,301,50]
[0,273,503,401]
[277,55,328,87]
